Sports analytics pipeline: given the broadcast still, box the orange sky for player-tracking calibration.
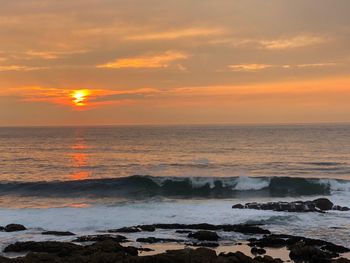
[0,0,349,126]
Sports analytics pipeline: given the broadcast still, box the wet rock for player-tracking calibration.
[108,226,141,233]
[4,224,27,232]
[313,198,334,211]
[42,231,75,236]
[188,230,219,241]
[136,237,184,244]
[232,198,347,213]
[333,205,350,211]
[114,223,270,235]
[249,233,350,256]
[73,234,127,243]
[138,225,156,232]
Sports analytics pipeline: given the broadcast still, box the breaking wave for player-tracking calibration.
[0,175,349,199]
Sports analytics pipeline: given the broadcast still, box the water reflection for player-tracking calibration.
[69,132,91,180]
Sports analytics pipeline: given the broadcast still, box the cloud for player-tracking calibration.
[97,51,188,69]
[23,49,89,60]
[228,62,337,72]
[124,27,225,41]
[259,35,327,50]
[229,64,273,72]
[0,65,48,72]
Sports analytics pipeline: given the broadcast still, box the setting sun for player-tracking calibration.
[71,89,91,107]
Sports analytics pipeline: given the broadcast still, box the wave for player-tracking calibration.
[0,176,349,199]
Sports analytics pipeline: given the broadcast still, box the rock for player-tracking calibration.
[289,244,337,261]
[136,237,184,244]
[4,224,27,232]
[150,247,217,263]
[108,226,141,233]
[4,241,81,254]
[190,242,219,247]
[138,225,156,232]
[313,198,334,211]
[73,234,127,243]
[188,230,219,241]
[232,198,346,213]
[110,223,270,235]
[42,231,75,236]
[249,234,350,255]
[333,205,350,211]
[251,247,266,255]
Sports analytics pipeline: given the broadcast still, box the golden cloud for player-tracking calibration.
[97,51,188,69]
[124,27,225,41]
[259,35,327,50]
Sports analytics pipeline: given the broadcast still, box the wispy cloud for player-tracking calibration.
[0,65,48,72]
[124,27,225,41]
[22,49,89,60]
[229,64,273,72]
[97,51,188,69]
[228,62,337,72]
[259,35,327,50]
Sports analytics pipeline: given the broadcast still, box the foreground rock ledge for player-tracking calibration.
[1,240,349,263]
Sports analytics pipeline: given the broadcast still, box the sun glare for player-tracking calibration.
[71,89,90,107]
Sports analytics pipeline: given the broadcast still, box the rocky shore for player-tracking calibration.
[0,220,349,263]
[232,198,350,213]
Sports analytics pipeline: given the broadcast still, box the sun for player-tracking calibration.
[71,89,91,107]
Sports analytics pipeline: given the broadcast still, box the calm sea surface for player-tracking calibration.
[1,124,349,182]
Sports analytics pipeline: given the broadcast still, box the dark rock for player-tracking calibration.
[4,241,81,254]
[148,247,217,263]
[313,198,334,211]
[108,226,141,233]
[233,198,345,213]
[289,244,337,261]
[190,242,219,248]
[249,234,350,255]
[188,230,219,241]
[136,237,184,244]
[4,224,27,232]
[251,247,266,255]
[138,225,156,232]
[73,234,127,243]
[114,223,270,235]
[42,231,75,236]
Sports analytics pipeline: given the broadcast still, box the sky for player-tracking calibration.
[0,0,349,126]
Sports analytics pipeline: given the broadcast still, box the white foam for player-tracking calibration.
[319,179,350,191]
[233,176,270,191]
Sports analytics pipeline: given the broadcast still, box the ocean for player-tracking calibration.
[0,124,349,250]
